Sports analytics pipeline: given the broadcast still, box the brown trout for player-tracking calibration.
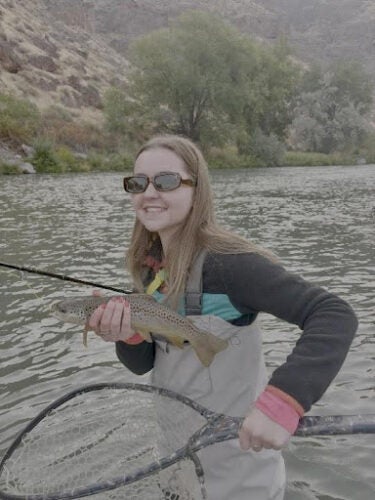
[51,294,228,367]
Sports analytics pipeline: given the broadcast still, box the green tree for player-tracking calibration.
[128,11,251,144]
[241,39,300,141]
[126,11,299,148]
[329,60,373,113]
[290,61,373,153]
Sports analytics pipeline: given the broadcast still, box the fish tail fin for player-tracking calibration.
[190,334,228,367]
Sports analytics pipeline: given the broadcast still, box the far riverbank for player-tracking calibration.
[1,147,373,175]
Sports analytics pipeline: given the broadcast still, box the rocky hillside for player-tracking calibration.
[258,0,375,77]
[44,0,375,78]
[0,0,129,122]
[0,0,374,122]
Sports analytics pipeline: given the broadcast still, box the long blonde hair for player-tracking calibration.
[126,135,275,307]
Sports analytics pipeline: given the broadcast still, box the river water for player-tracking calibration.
[0,165,374,499]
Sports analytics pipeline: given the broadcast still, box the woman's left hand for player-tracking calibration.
[238,407,292,452]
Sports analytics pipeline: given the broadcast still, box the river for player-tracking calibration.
[0,165,374,499]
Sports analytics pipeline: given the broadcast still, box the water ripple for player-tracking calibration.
[1,166,374,499]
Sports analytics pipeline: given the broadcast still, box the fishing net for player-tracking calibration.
[0,384,208,500]
[3,383,369,500]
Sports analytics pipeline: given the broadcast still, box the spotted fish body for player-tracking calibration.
[51,294,228,367]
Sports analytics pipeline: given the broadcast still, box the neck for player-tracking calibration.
[158,228,177,256]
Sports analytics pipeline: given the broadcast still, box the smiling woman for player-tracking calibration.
[85,134,358,500]
[130,147,196,248]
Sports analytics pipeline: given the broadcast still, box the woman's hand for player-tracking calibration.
[88,293,137,343]
[238,407,292,452]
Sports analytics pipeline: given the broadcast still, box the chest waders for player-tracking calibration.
[151,251,286,500]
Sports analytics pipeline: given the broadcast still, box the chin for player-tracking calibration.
[142,221,165,233]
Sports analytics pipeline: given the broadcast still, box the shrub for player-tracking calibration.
[206,145,242,169]
[0,93,41,145]
[31,140,60,173]
[205,145,266,169]
[87,152,104,171]
[359,131,375,164]
[54,146,81,172]
[282,151,354,167]
[238,129,285,167]
[105,152,133,172]
[0,161,20,174]
[40,107,109,153]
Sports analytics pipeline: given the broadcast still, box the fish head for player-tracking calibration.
[50,298,90,324]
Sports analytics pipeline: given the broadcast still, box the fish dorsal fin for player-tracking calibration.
[130,293,156,301]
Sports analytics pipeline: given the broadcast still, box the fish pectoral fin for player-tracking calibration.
[137,329,153,343]
[83,326,89,348]
[166,335,185,349]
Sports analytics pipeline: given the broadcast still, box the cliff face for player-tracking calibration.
[258,0,375,76]
[0,0,129,121]
[0,0,374,121]
[44,0,375,76]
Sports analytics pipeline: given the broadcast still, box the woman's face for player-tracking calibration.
[132,147,195,247]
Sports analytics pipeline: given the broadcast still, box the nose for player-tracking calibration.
[143,181,159,196]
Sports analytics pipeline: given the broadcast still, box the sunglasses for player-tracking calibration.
[123,171,196,194]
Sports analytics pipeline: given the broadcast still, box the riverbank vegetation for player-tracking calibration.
[1,11,374,175]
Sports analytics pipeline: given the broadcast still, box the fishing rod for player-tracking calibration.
[0,261,132,294]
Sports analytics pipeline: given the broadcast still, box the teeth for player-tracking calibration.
[145,207,164,212]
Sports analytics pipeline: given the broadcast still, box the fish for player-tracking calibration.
[51,294,228,367]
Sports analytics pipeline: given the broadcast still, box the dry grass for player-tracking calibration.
[0,0,129,127]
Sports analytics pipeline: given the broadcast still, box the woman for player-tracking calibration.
[89,135,357,499]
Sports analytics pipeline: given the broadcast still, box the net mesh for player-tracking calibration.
[0,387,207,499]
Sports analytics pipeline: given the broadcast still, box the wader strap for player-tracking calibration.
[185,250,207,315]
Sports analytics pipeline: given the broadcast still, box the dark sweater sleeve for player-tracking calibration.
[115,340,155,375]
[207,253,358,412]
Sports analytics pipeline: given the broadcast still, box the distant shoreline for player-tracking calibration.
[1,159,374,176]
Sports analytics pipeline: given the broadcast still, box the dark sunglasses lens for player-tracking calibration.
[154,173,181,191]
[124,176,148,193]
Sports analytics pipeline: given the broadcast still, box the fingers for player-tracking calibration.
[87,297,135,342]
[120,300,134,341]
[88,302,106,331]
[100,297,121,337]
[239,408,291,452]
[109,298,124,337]
[238,421,263,452]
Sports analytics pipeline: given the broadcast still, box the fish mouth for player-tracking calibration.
[49,302,58,313]
[50,302,65,313]
[49,301,68,321]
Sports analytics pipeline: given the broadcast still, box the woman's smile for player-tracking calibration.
[143,206,167,213]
